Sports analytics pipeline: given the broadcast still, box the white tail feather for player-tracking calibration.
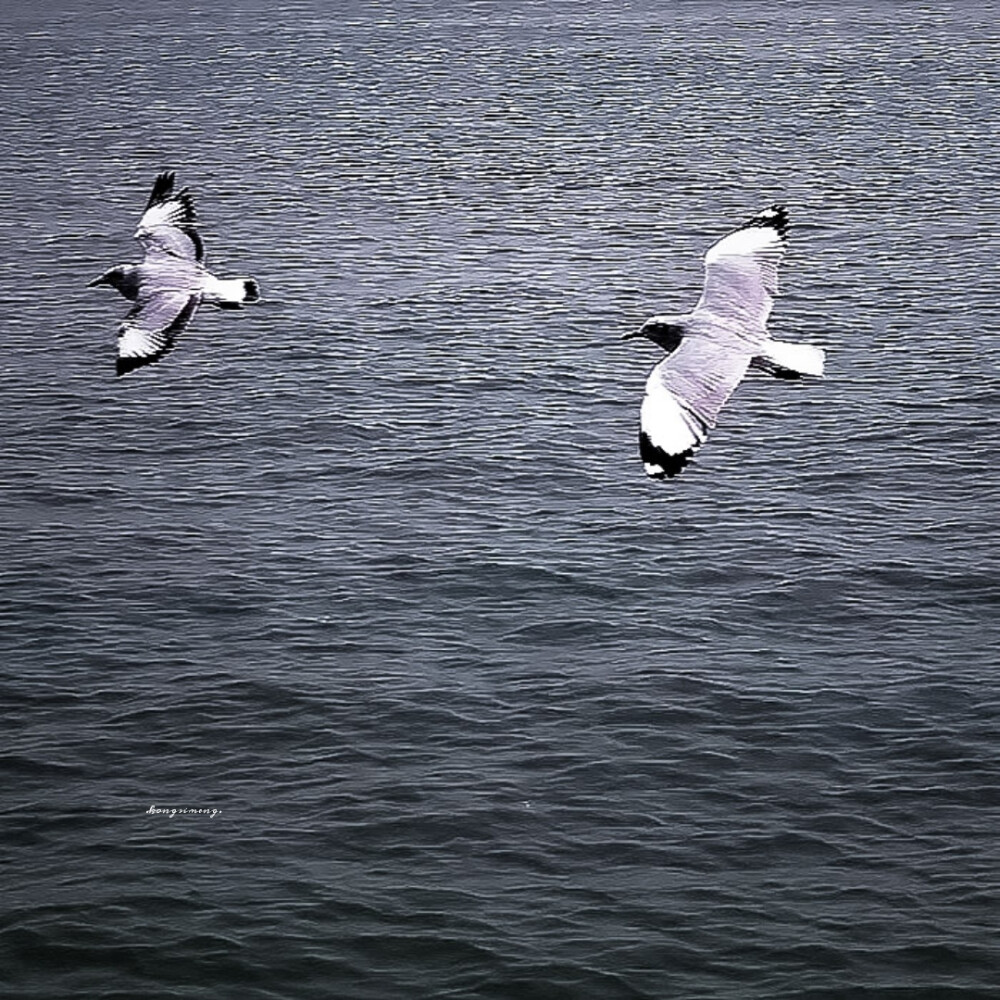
[202,275,260,308]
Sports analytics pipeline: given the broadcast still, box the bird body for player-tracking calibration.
[625,205,824,479]
[89,171,260,375]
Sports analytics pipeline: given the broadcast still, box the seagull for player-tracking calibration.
[88,171,261,375]
[623,205,825,479]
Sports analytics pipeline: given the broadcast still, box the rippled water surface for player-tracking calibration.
[2,1,998,997]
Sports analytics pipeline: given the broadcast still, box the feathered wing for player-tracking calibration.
[137,170,196,232]
[116,291,200,376]
[639,335,752,479]
[693,205,788,330]
[139,224,204,263]
[134,170,204,262]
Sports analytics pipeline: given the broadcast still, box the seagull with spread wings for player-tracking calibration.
[623,205,825,479]
[89,171,260,376]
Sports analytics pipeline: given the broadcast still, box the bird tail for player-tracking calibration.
[751,339,825,379]
[203,275,261,309]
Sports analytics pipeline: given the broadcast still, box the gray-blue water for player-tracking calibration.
[2,1,998,997]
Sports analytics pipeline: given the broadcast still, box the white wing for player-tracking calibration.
[639,335,752,479]
[117,291,200,376]
[134,171,204,262]
[138,224,204,263]
[693,205,788,330]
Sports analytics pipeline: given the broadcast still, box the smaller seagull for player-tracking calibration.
[623,205,825,479]
[89,171,261,375]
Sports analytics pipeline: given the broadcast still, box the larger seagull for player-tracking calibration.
[89,171,260,375]
[624,205,825,479]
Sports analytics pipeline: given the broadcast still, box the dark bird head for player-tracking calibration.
[88,265,140,300]
[622,315,686,354]
[88,266,127,290]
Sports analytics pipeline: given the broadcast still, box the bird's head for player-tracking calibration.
[87,266,128,290]
[622,315,686,353]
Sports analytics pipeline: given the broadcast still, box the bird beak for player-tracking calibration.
[87,274,108,287]
[621,329,644,341]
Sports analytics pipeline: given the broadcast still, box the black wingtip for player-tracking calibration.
[143,170,198,227]
[145,171,176,211]
[742,203,788,239]
[116,355,146,376]
[639,432,695,480]
[176,188,198,226]
[243,278,261,303]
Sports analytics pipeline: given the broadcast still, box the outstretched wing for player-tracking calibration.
[116,291,200,376]
[693,205,788,330]
[134,171,204,263]
[638,334,752,479]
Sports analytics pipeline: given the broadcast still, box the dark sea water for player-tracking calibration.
[2,1,998,997]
